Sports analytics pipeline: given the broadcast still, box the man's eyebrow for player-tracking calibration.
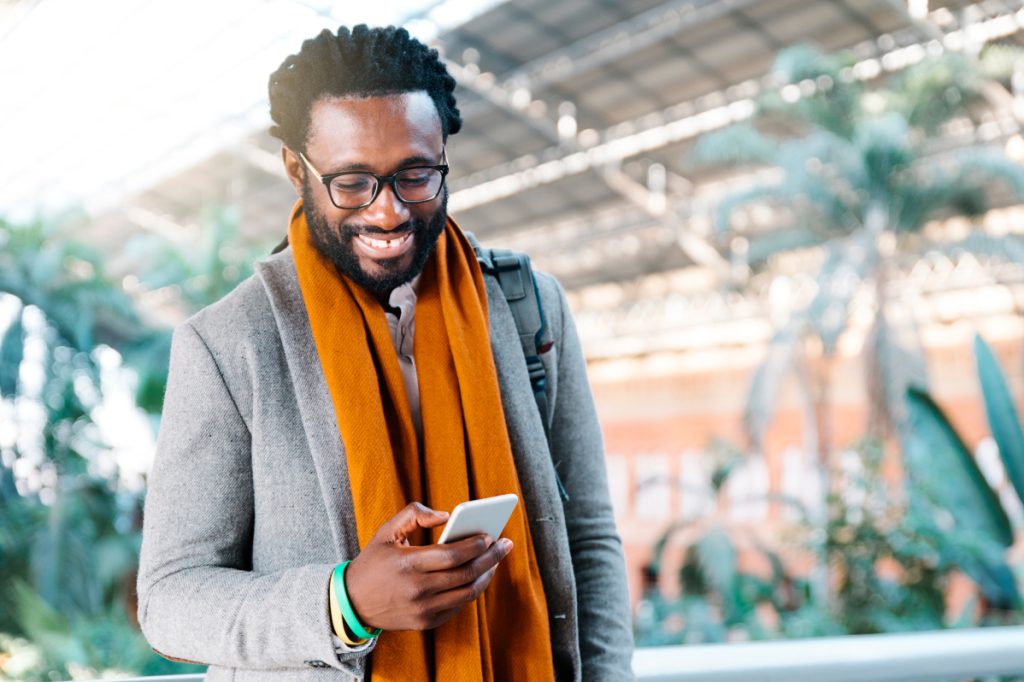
[328,154,442,174]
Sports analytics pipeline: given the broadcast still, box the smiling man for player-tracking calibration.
[294,93,449,300]
[137,25,633,681]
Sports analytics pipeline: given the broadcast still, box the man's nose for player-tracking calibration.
[360,182,411,231]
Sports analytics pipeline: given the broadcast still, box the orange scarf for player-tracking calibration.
[288,201,554,681]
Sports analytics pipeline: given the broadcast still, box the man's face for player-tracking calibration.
[286,92,447,298]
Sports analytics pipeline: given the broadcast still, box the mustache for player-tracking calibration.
[342,221,420,238]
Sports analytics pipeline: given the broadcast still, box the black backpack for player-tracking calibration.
[475,247,569,502]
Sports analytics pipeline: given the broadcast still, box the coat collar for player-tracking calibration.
[255,250,358,558]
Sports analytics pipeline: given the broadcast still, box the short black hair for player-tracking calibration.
[268,24,462,151]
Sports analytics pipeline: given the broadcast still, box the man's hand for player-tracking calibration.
[344,502,514,631]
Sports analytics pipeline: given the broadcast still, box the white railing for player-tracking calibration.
[632,626,1024,681]
[108,627,1024,681]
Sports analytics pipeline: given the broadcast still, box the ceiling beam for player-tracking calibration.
[495,0,761,92]
[490,103,1021,291]
[449,55,731,275]
[882,0,1024,130]
[456,0,762,124]
[450,5,1024,217]
[445,59,561,142]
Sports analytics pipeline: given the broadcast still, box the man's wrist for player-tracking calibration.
[329,571,369,646]
[333,561,383,641]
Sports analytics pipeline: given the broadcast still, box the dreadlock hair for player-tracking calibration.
[268,25,462,151]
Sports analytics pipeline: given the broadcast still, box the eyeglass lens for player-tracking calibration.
[329,168,444,208]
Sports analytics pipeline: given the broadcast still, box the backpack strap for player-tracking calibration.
[477,247,570,503]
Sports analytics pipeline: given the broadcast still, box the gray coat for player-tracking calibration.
[136,246,634,681]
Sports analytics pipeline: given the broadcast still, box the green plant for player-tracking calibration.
[690,43,1024,632]
[121,204,272,414]
[826,440,951,634]
[635,339,1024,643]
[695,45,1024,457]
[634,441,825,645]
[901,334,1024,614]
[0,217,143,635]
[0,216,212,679]
[634,436,975,645]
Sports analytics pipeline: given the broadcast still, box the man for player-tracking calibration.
[137,25,633,681]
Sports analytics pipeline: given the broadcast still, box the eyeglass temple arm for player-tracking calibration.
[296,151,324,180]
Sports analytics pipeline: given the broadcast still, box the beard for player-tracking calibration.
[301,183,448,298]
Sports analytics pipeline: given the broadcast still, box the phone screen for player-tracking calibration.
[437,493,519,544]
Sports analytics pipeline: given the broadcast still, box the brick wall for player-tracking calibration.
[588,326,1024,607]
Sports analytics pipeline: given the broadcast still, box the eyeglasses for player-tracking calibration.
[298,148,449,210]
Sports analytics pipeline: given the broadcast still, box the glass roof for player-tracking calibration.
[0,0,503,221]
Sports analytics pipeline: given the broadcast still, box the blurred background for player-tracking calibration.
[3,0,1024,678]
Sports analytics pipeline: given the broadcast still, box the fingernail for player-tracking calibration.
[500,538,513,552]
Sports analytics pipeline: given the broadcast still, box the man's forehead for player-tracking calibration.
[303,91,443,171]
[308,91,441,138]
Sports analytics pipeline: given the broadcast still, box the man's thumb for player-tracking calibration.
[384,502,449,540]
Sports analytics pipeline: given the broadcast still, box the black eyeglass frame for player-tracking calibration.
[297,148,449,210]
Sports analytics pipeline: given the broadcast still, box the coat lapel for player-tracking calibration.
[483,275,581,679]
[256,250,359,559]
[482,275,572,567]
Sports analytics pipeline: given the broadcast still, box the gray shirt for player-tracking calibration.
[383,276,421,442]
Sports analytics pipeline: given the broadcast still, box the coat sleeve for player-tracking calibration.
[136,321,376,674]
[543,275,636,681]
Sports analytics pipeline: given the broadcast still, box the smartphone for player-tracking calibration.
[437,493,519,545]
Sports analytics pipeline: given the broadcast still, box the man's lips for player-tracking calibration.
[352,232,415,260]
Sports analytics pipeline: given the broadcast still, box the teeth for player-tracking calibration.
[359,234,409,250]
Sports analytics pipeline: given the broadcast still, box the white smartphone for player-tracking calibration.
[437,493,519,545]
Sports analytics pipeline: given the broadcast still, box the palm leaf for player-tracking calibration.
[694,526,742,622]
[894,53,988,136]
[691,122,780,167]
[896,150,1024,232]
[647,518,697,580]
[11,577,87,668]
[807,231,876,354]
[853,113,913,197]
[0,220,145,353]
[973,334,1024,509]
[745,228,823,266]
[954,233,1024,269]
[864,305,928,437]
[903,387,1019,607]
[904,387,1013,546]
[0,305,24,398]
[708,130,864,239]
[744,317,804,451]
[776,130,866,231]
[959,555,1021,611]
[30,486,103,617]
[764,45,862,139]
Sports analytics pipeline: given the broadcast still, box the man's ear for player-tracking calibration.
[281,146,305,196]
